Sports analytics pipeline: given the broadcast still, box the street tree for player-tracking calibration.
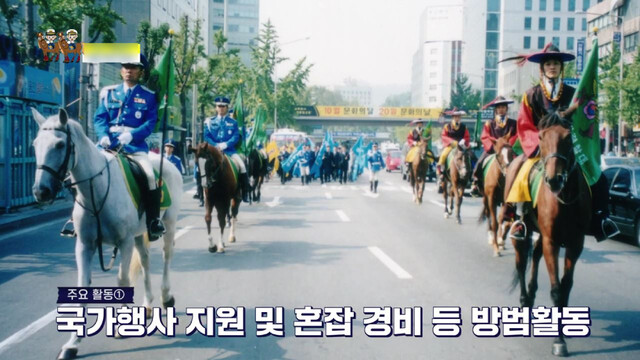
[622,50,640,126]
[450,74,481,110]
[136,21,170,77]
[173,15,205,135]
[297,85,349,106]
[382,92,411,107]
[600,43,621,127]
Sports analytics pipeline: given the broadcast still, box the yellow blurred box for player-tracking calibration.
[82,43,140,64]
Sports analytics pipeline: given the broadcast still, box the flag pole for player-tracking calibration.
[158,30,174,188]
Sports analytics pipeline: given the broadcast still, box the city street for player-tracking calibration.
[0,171,638,360]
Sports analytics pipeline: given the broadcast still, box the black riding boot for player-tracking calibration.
[590,174,620,241]
[374,180,378,193]
[370,181,374,192]
[240,172,250,203]
[147,188,165,241]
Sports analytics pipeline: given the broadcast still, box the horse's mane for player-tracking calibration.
[538,111,571,130]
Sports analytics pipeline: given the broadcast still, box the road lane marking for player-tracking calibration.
[0,309,57,355]
[429,200,446,208]
[175,226,193,239]
[325,192,333,199]
[0,218,64,243]
[368,246,413,279]
[335,210,350,222]
[363,192,379,198]
[401,187,412,194]
[266,196,282,208]
[350,186,359,190]
[385,181,394,186]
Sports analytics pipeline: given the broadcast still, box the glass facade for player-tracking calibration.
[487,13,499,31]
[484,0,501,103]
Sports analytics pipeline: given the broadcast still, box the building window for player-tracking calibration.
[539,17,546,30]
[525,0,532,11]
[486,32,499,50]
[624,32,639,53]
[524,36,531,49]
[568,0,575,11]
[214,9,224,17]
[567,37,574,50]
[485,51,498,69]
[538,36,546,49]
[430,48,438,55]
[582,18,587,31]
[554,18,561,31]
[487,0,500,11]
[228,24,239,32]
[484,70,497,89]
[568,18,575,31]
[582,0,590,12]
[540,0,547,11]
[429,97,437,102]
[430,72,437,78]
[430,60,437,66]
[429,84,437,90]
[213,24,222,31]
[213,0,223,2]
[552,36,560,47]
[554,0,561,11]
[487,13,499,31]
[525,17,532,30]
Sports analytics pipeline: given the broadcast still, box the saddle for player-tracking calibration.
[114,153,171,217]
[481,154,497,181]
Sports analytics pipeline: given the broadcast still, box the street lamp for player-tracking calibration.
[577,10,625,156]
[273,36,311,132]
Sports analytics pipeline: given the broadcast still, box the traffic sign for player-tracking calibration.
[563,78,579,87]
[614,32,621,44]
[481,109,493,120]
[576,38,585,74]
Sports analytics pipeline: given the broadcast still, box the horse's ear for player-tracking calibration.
[31,107,47,127]
[58,108,69,126]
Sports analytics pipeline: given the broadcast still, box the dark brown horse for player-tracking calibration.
[409,138,434,204]
[36,32,60,62]
[248,148,268,203]
[58,33,83,63]
[506,112,590,357]
[443,144,472,224]
[478,134,516,256]
[192,143,241,253]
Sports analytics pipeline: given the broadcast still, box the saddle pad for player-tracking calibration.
[405,146,419,163]
[482,154,496,181]
[226,154,239,184]
[529,160,544,208]
[445,147,457,171]
[115,154,172,213]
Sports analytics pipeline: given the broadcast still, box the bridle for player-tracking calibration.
[542,149,579,205]
[37,125,117,272]
[453,147,472,179]
[495,144,514,176]
[201,151,224,187]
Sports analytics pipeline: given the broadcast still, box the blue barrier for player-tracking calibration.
[1,96,60,212]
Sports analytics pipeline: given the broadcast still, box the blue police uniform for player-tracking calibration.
[367,150,385,172]
[203,114,240,155]
[94,83,158,154]
[165,154,183,173]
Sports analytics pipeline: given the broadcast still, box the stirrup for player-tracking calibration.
[60,219,76,238]
[148,219,165,241]
[509,220,527,241]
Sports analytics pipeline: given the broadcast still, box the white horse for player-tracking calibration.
[31,108,182,360]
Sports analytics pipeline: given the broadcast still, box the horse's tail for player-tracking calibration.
[128,234,150,283]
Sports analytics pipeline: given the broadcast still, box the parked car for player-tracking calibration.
[385,150,403,172]
[603,164,640,246]
[601,156,640,170]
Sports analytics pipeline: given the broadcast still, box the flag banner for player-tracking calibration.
[153,40,176,131]
[349,136,364,182]
[571,38,601,186]
[233,87,246,154]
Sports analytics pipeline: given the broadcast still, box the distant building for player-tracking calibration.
[585,0,639,62]
[335,79,373,107]
[209,0,259,66]
[498,0,588,100]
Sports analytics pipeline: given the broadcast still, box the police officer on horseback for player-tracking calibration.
[470,96,518,197]
[92,54,165,239]
[203,96,250,202]
[501,43,619,241]
[436,108,470,193]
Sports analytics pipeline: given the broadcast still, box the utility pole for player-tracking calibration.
[78,17,89,133]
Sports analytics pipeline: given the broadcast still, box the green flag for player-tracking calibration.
[422,120,433,150]
[473,110,482,147]
[233,86,245,128]
[246,106,266,152]
[154,40,176,130]
[571,38,601,186]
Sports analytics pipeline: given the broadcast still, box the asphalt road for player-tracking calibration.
[0,170,638,360]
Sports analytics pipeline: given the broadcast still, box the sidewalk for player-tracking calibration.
[0,178,195,235]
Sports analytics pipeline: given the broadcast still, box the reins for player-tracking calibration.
[542,151,581,205]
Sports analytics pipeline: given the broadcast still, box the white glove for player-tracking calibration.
[99,136,111,148]
[217,142,228,151]
[458,139,467,149]
[118,132,133,145]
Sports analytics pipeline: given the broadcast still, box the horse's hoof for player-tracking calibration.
[229,236,236,243]
[163,296,175,309]
[217,247,225,253]
[208,245,217,253]
[456,218,462,225]
[499,245,505,251]
[493,251,500,257]
[444,213,449,219]
[145,306,153,319]
[552,340,569,357]
[57,348,78,360]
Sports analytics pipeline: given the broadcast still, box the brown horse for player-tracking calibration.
[409,138,434,204]
[58,33,82,63]
[442,144,472,224]
[192,143,241,253]
[478,134,516,257]
[36,32,60,62]
[506,112,590,357]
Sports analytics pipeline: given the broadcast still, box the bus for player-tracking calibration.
[270,128,309,148]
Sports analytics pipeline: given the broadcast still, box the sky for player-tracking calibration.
[259,0,427,101]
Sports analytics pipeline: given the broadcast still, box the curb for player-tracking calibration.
[0,177,195,235]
